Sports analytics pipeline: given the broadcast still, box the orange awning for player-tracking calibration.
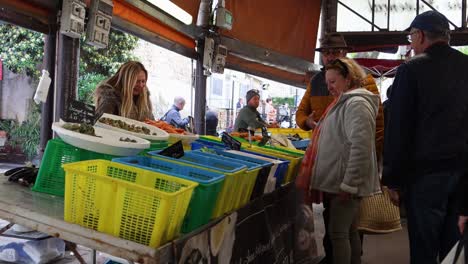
[113,0,195,50]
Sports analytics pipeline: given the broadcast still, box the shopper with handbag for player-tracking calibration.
[298,57,380,264]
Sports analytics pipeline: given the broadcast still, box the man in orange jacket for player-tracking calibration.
[296,33,384,264]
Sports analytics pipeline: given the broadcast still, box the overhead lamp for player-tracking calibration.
[147,0,193,25]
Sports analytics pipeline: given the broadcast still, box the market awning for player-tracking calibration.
[173,0,322,87]
[355,58,404,78]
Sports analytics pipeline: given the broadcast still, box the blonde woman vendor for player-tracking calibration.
[94,61,154,121]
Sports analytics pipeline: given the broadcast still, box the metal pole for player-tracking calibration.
[387,0,390,30]
[372,0,375,31]
[416,0,419,16]
[39,32,56,152]
[194,40,207,135]
[54,34,80,122]
[462,0,467,29]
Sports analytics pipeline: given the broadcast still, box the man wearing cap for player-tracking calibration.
[382,11,468,264]
[296,33,384,264]
[234,89,268,133]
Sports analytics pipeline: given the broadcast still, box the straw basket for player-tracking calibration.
[357,187,402,234]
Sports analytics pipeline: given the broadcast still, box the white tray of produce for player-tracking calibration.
[52,121,150,156]
[95,113,169,141]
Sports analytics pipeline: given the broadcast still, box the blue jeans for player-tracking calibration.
[404,170,461,264]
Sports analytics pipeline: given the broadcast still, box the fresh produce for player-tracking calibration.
[145,119,188,135]
[120,137,137,143]
[99,117,157,135]
[62,123,100,137]
[230,132,263,141]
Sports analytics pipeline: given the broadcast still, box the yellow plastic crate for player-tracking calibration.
[267,128,312,139]
[243,146,303,184]
[62,160,197,247]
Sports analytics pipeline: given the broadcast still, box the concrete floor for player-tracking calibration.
[313,204,410,264]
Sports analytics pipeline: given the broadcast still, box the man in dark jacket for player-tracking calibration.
[382,11,468,264]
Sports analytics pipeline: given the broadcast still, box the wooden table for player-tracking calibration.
[0,177,173,264]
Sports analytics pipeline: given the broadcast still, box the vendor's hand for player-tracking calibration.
[387,188,400,207]
[458,215,468,234]
[337,191,351,202]
[305,111,317,129]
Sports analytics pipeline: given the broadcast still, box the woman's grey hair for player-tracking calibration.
[174,96,186,106]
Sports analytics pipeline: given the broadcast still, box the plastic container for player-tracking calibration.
[52,122,150,156]
[32,138,117,196]
[168,133,199,151]
[190,150,262,209]
[191,139,226,151]
[148,151,247,218]
[62,160,197,247]
[240,149,290,188]
[203,149,273,201]
[267,128,312,139]
[223,150,284,195]
[112,156,224,233]
[246,145,303,184]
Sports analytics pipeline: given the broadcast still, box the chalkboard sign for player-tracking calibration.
[62,100,97,125]
[158,140,184,159]
[222,132,241,150]
[258,126,271,146]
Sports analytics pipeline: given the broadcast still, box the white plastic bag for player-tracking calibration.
[442,241,465,264]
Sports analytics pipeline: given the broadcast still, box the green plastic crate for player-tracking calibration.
[32,138,117,196]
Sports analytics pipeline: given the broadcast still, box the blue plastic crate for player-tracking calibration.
[195,149,274,200]
[112,156,224,233]
[291,139,310,150]
[147,151,248,218]
[191,139,226,151]
[189,150,263,209]
[240,149,290,189]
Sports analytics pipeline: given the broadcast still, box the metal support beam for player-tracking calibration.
[54,34,80,122]
[112,17,197,59]
[322,0,338,34]
[462,0,467,29]
[39,32,56,151]
[194,40,206,135]
[0,6,49,33]
[421,0,458,29]
[219,36,320,75]
[338,1,382,31]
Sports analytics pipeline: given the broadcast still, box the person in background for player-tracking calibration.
[205,106,219,136]
[265,98,277,124]
[296,33,384,264]
[234,89,268,134]
[383,85,392,132]
[236,98,244,112]
[162,96,190,129]
[95,61,154,121]
[382,11,468,264]
[310,57,380,264]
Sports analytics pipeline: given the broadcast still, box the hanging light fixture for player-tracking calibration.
[147,0,193,25]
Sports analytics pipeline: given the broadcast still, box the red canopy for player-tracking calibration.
[355,58,405,78]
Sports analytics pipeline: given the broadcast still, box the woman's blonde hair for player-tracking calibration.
[98,61,152,120]
[325,57,366,88]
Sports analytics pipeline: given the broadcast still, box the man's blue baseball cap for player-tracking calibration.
[405,11,450,32]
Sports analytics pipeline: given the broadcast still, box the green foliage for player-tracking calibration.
[0,24,138,159]
[0,104,41,159]
[80,29,139,76]
[78,73,107,105]
[272,97,294,106]
[0,24,44,80]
